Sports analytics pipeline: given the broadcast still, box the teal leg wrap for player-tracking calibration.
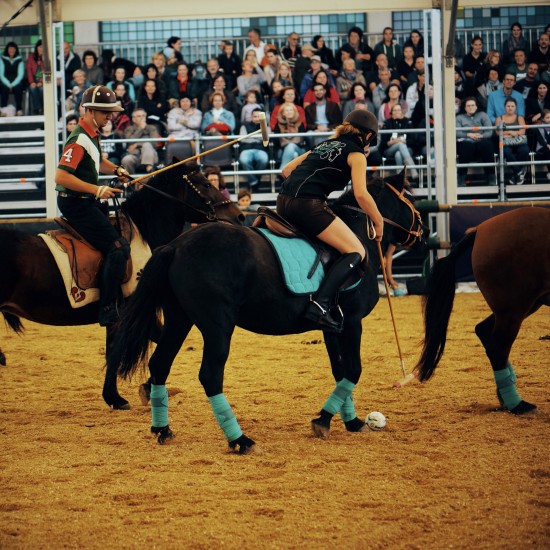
[494,368,521,410]
[507,361,517,383]
[209,394,243,442]
[150,384,169,428]
[340,395,357,422]
[322,378,356,416]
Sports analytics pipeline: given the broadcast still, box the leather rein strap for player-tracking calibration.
[128,170,232,222]
[341,182,424,247]
[382,183,424,247]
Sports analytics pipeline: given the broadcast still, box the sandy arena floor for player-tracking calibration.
[0,293,548,549]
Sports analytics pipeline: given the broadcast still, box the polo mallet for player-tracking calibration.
[376,241,407,378]
[125,112,270,187]
[368,219,407,379]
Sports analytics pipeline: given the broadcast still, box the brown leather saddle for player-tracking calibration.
[252,206,366,285]
[45,216,133,290]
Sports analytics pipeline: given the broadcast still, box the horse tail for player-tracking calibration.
[110,244,177,381]
[3,312,24,334]
[415,231,477,382]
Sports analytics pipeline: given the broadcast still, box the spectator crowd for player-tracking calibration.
[1,21,550,186]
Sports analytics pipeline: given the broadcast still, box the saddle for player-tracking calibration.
[252,206,365,288]
[253,207,331,276]
[45,216,133,291]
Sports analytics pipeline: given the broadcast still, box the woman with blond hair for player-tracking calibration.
[275,102,307,169]
[274,61,294,89]
[270,85,306,130]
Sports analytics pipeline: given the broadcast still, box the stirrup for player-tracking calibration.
[304,299,344,333]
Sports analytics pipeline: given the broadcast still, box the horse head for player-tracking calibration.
[374,169,428,251]
[332,168,428,252]
[120,161,243,248]
[142,160,243,225]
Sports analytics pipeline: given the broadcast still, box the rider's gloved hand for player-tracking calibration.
[113,165,132,183]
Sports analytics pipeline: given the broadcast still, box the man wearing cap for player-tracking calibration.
[55,85,131,326]
[277,109,383,333]
[300,55,336,99]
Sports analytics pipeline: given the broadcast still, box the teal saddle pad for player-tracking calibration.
[256,228,324,295]
[256,228,362,295]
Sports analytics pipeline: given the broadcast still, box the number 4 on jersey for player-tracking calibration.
[63,148,74,163]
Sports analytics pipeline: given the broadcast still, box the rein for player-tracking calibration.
[340,182,424,247]
[124,170,233,222]
[381,183,424,247]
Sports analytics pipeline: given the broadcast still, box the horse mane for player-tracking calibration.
[121,162,199,246]
[332,175,386,208]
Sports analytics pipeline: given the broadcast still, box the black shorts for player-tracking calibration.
[277,194,336,238]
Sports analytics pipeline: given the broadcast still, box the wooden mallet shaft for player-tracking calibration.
[127,112,270,187]
[376,240,407,378]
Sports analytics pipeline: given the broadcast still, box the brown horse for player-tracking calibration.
[0,162,243,409]
[414,206,550,414]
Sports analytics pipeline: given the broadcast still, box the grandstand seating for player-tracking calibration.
[0,116,46,217]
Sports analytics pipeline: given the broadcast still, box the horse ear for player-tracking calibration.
[383,167,406,189]
[171,157,181,164]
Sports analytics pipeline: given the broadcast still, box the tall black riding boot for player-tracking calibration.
[304,252,362,333]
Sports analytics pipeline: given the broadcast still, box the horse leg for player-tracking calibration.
[148,309,193,445]
[324,329,366,433]
[198,328,255,454]
[312,322,364,438]
[102,326,131,410]
[475,314,537,415]
[136,321,164,406]
[0,312,24,367]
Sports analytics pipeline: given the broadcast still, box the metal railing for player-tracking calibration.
[2,119,550,217]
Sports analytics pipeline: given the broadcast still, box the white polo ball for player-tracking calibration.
[366,411,386,431]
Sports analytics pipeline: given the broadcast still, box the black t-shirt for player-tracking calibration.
[281,135,364,198]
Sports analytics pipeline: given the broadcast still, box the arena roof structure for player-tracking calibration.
[3,0,548,26]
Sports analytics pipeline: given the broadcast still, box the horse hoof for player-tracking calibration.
[228,435,256,454]
[344,417,366,432]
[311,418,330,439]
[103,392,131,410]
[151,425,174,445]
[138,383,151,405]
[112,401,132,411]
[509,401,537,415]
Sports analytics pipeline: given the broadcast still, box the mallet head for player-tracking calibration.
[259,112,269,147]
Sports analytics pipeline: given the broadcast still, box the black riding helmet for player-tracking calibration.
[81,85,124,112]
[344,110,379,147]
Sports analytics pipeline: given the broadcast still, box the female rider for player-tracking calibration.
[276,109,383,333]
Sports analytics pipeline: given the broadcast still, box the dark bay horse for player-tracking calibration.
[414,206,550,414]
[108,173,427,453]
[0,162,243,409]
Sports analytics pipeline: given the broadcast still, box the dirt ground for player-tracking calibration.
[0,293,548,549]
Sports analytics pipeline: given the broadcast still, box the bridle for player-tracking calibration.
[126,169,233,222]
[341,182,424,247]
[381,183,424,247]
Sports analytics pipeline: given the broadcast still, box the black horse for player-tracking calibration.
[109,171,427,453]
[0,162,243,409]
